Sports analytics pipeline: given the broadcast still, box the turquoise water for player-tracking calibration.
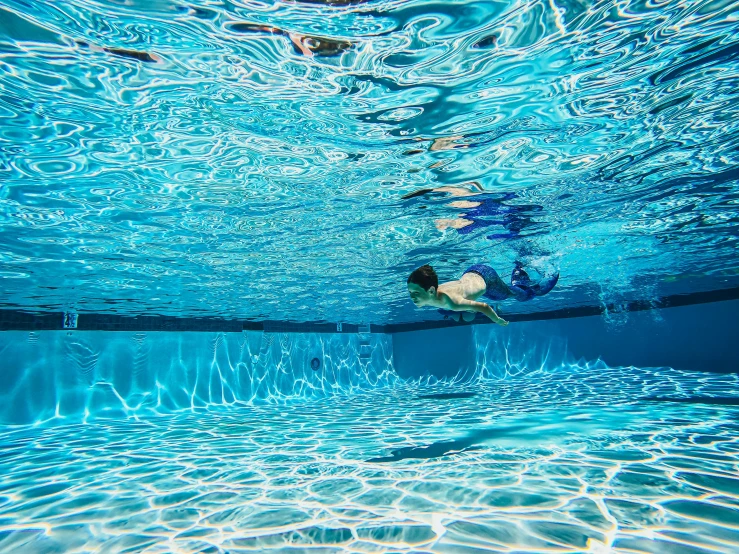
[2,1,739,553]
[0,0,738,323]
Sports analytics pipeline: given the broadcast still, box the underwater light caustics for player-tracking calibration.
[2,364,739,552]
[0,0,737,323]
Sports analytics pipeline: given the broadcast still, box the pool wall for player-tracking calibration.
[0,331,395,426]
[1,299,735,426]
[392,299,739,380]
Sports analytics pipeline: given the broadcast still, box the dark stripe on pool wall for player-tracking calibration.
[0,312,368,333]
[643,396,739,406]
[384,285,739,333]
[416,392,477,400]
[0,285,737,332]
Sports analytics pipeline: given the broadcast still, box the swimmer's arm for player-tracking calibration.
[440,293,508,326]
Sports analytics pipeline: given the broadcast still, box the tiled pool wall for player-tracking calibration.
[393,298,739,381]
[0,298,736,426]
[0,331,395,426]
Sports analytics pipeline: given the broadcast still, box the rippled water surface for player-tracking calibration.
[2,365,739,552]
[1,0,738,322]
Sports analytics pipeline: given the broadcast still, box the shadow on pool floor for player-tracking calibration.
[366,424,527,463]
[367,395,739,463]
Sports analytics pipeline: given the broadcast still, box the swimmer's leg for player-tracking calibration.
[466,264,510,301]
[534,272,559,296]
[510,261,533,288]
[462,312,476,322]
[508,261,535,301]
[509,264,559,301]
[508,285,535,301]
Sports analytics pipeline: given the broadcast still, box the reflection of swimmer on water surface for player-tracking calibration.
[402,135,472,156]
[75,21,352,61]
[74,40,162,63]
[227,22,352,57]
[402,182,544,240]
[401,116,544,156]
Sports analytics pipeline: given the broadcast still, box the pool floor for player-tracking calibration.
[1,365,738,553]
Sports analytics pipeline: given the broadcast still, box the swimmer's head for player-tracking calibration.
[407,265,438,307]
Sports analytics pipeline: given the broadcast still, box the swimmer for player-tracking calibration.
[407,263,559,324]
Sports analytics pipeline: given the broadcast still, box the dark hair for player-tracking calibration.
[407,264,438,291]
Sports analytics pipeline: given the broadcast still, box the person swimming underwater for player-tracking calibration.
[407,263,559,324]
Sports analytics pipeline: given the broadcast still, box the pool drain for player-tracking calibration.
[310,357,321,371]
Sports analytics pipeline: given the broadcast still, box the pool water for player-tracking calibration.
[0,0,738,323]
[2,364,738,553]
[2,0,739,551]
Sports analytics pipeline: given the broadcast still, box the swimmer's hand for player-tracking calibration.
[485,307,508,326]
[444,294,508,327]
[471,301,506,325]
